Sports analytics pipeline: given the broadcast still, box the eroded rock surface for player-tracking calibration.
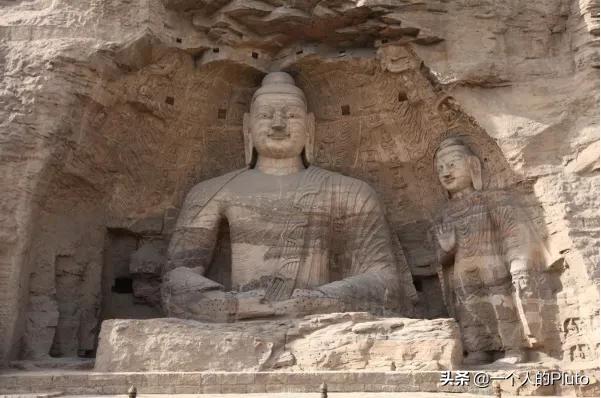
[94,313,462,372]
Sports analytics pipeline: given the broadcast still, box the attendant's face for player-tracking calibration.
[250,93,307,159]
[435,147,473,194]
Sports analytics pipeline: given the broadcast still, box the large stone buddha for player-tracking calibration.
[161,72,416,322]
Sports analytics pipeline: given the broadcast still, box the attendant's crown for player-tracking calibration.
[435,136,475,157]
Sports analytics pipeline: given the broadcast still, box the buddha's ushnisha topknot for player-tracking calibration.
[252,72,306,106]
[262,72,295,86]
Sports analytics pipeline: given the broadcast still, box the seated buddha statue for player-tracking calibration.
[161,72,416,322]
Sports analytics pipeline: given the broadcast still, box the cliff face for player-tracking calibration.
[0,0,598,365]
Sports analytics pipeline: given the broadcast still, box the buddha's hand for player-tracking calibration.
[235,289,275,320]
[435,222,456,252]
[186,289,237,322]
[161,267,228,320]
[273,289,344,317]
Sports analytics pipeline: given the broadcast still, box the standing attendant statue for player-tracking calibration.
[434,136,549,365]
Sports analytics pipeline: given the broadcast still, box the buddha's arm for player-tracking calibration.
[161,184,234,320]
[165,184,223,275]
[318,184,403,312]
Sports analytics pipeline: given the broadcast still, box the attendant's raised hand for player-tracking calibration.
[436,222,456,252]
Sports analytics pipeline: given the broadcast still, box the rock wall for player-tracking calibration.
[0,0,598,366]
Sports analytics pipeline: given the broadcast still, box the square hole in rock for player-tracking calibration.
[218,109,227,119]
[341,105,350,115]
[113,277,133,294]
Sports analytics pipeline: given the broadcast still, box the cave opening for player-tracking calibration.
[96,228,162,354]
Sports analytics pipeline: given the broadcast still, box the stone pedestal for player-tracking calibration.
[94,312,462,372]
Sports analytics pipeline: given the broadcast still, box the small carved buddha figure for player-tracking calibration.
[161,72,416,322]
[434,136,548,365]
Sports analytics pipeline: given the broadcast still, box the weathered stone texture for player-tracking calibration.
[94,313,462,372]
[0,0,598,368]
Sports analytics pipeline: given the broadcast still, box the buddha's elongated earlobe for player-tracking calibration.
[469,155,483,190]
[243,113,255,167]
[303,112,315,165]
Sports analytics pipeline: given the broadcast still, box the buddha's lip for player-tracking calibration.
[268,133,290,140]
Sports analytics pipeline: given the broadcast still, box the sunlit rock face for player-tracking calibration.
[94,314,462,372]
[0,0,597,373]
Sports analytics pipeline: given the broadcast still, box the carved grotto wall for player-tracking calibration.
[0,0,598,367]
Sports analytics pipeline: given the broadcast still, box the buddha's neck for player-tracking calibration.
[450,185,475,200]
[255,155,305,176]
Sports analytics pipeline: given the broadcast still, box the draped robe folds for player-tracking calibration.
[165,166,416,318]
[436,190,550,353]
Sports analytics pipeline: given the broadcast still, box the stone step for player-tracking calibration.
[21,394,536,398]
[0,369,598,397]
[0,393,63,398]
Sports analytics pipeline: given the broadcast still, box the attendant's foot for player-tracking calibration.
[494,348,527,365]
[463,351,492,366]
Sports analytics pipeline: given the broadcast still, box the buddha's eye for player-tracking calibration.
[257,112,270,119]
[449,162,455,168]
[287,113,298,119]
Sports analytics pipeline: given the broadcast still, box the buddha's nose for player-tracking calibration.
[271,112,286,130]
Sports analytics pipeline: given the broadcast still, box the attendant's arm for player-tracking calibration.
[488,192,532,274]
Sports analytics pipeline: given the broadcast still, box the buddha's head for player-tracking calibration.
[434,137,482,197]
[243,72,314,167]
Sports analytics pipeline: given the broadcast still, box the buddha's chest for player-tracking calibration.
[221,186,328,290]
[219,186,305,248]
[220,172,310,230]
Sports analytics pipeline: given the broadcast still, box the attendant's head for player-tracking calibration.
[244,72,314,167]
[435,137,482,197]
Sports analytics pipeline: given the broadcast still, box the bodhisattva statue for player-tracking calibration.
[434,136,548,365]
[161,72,416,322]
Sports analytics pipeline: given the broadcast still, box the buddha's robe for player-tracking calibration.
[164,166,416,318]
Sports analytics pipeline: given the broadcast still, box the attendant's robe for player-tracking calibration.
[436,190,550,353]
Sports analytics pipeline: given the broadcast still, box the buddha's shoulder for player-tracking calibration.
[184,168,248,204]
[309,166,377,194]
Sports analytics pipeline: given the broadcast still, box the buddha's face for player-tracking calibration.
[249,93,307,159]
[435,147,473,194]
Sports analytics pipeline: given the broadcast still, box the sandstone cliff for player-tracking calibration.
[0,0,598,365]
